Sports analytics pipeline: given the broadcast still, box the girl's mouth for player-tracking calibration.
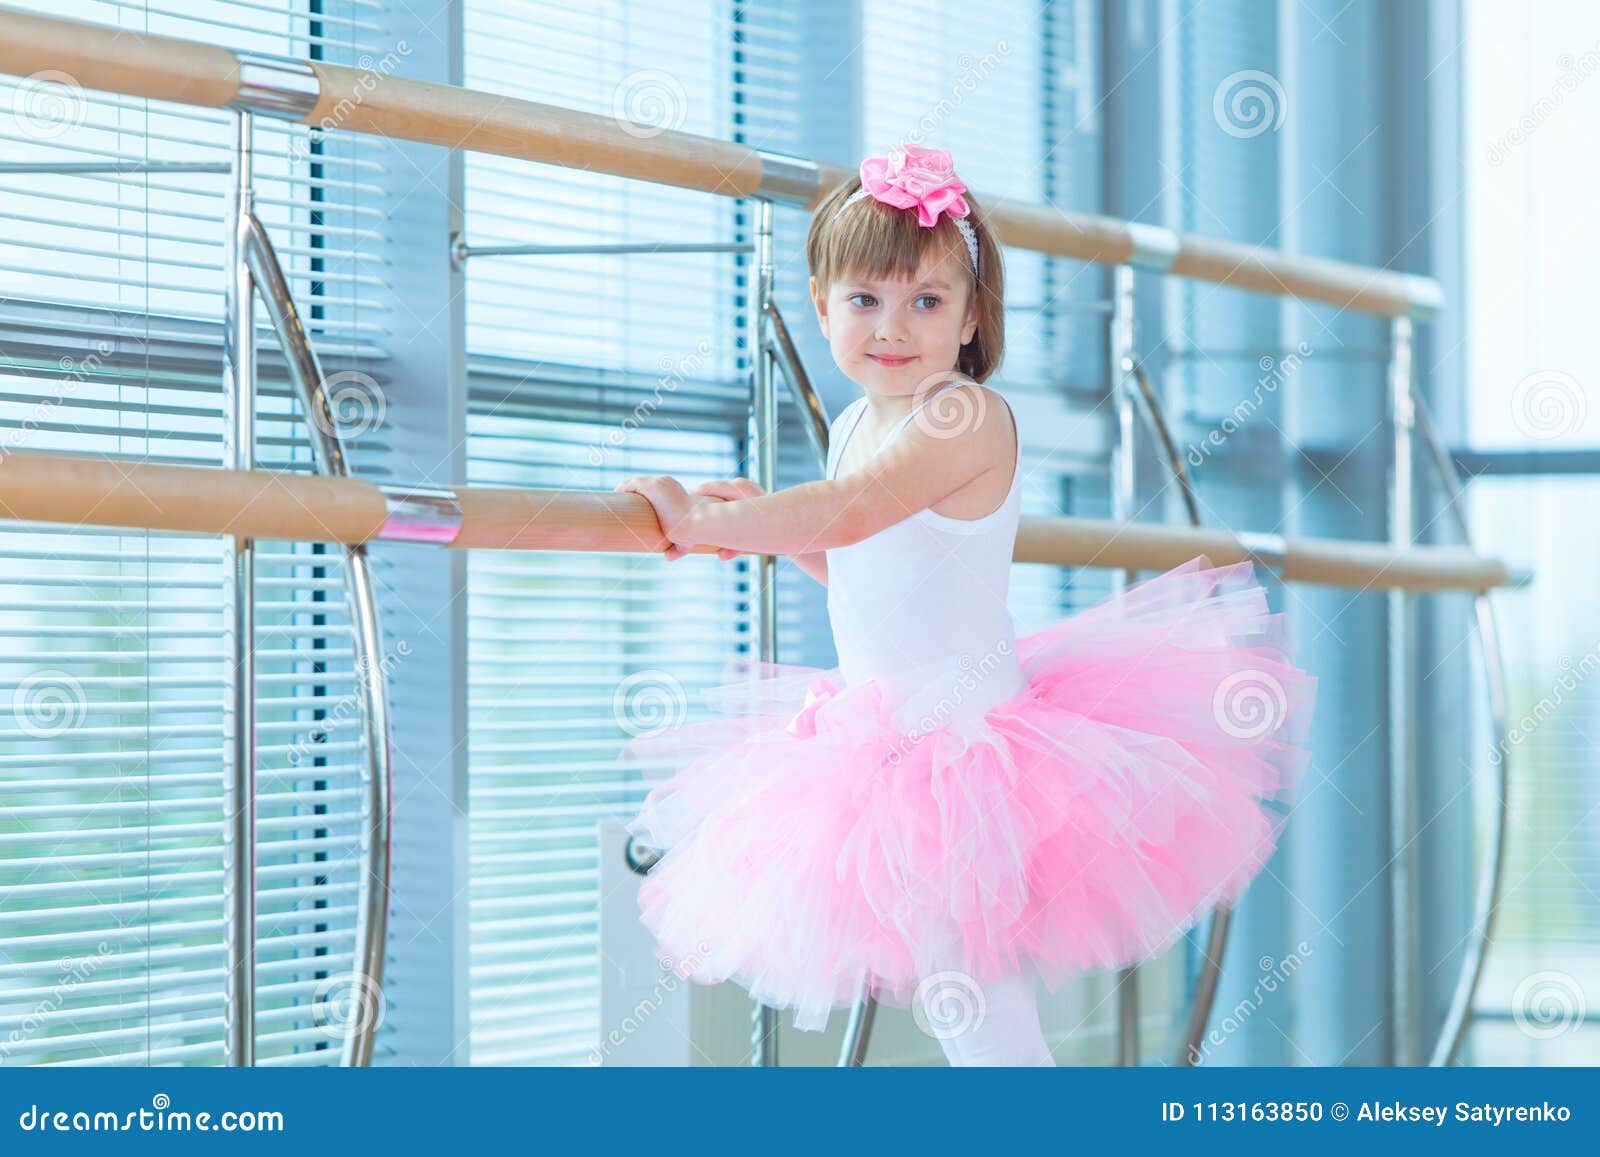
[869,355,914,367]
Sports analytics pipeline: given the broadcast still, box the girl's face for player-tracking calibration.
[810,247,978,397]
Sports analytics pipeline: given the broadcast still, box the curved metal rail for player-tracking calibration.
[1116,357,1239,1066]
[1124,357,1511,1067]
[1409,389,1512,1066]
[243,214,393,1068]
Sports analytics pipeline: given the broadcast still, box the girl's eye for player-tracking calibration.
[846,293,941,309]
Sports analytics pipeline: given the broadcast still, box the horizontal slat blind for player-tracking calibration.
[462,0,739,380]
[0,0,391,1066]
[0,0,391,358]
[461,0,832,1065]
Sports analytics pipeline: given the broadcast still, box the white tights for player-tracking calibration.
[916,963,1055,1067]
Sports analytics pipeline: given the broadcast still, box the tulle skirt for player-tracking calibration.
[616,555,1318,1032]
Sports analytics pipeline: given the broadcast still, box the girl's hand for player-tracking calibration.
[616,475,697,558]
[692,477,765,561]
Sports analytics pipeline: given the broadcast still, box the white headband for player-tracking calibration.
[830,186,981,278]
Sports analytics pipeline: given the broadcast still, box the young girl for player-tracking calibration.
[613,145,1318,1067]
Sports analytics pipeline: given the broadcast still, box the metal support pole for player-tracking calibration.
[1108,264,1141,1066]
[747,196,780,1068]
[220,109,257,1068]
[1387,315,1421,1065]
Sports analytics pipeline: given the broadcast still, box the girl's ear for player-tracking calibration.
[810,276,829,338]
[961,296,978,346]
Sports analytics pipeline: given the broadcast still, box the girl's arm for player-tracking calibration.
[678,384,1010,556]
[788,551,828,587]
[679,478,827,584]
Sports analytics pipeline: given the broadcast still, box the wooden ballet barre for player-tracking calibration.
[0,6,1440,319]
[0,449,1511,592]
[1015,516,1511,594]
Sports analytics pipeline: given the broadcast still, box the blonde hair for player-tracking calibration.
[806,174,1006,383]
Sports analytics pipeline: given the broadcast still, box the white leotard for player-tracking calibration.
[823,381,1027,734]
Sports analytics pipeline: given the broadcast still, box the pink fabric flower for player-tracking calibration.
[784,675,843,739]
[859,144,971,228]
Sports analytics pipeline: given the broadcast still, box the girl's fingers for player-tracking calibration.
[692,478,765,500]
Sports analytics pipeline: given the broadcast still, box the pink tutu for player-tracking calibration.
[617,555,1318,1032]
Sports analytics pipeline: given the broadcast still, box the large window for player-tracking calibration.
[0,0,391,1065]
[1459,0,1600,1064]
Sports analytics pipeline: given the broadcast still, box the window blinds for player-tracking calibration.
[460,0,830,1065]
[0,0,392,1066]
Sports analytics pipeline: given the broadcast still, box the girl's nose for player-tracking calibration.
[874,314,909,344]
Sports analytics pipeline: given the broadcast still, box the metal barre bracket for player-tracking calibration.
[228,52,319,121]
[378,484,464,545]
